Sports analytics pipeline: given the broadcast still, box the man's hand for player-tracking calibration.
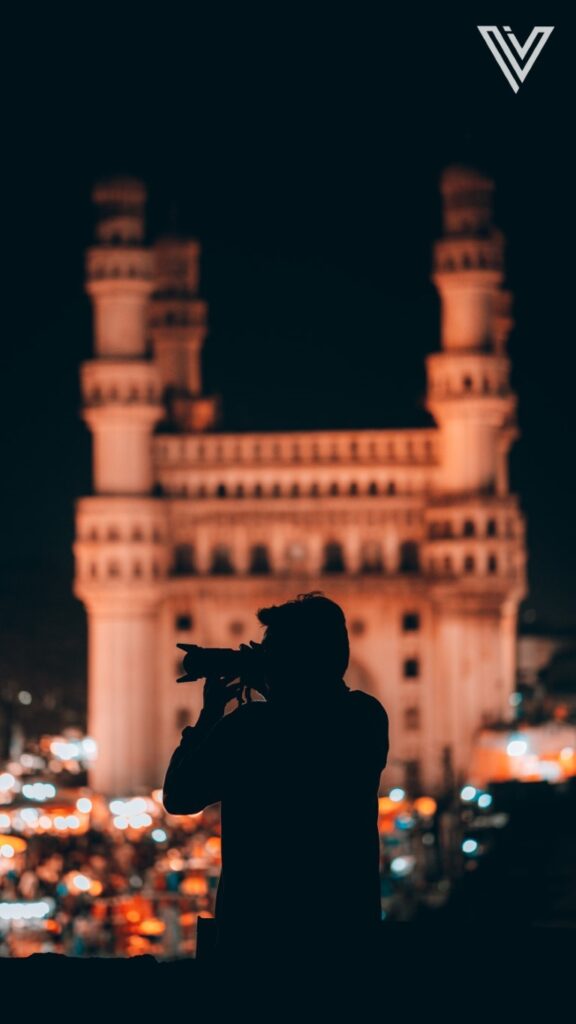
[202,673,243,721]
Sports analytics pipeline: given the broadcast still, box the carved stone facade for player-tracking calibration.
[74,167,527,796]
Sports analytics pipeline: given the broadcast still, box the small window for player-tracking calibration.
[405,759,422,795]
[404,707,420,731]
[402,612,420,632]
[486,519,497,537]
[403,658,420,679]
[464,555,475,573]
[463,520,475,537]
[229,620,244,637]
[108,561,120,578]
[175,614,193,631]
[487,555,498,574]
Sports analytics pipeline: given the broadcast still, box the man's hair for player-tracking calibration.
[257,592,350,679]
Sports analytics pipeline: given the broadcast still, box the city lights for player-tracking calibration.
[0,773,16,793]
[50,740,81,761]
[22,783,56,802]
[389,788,405,803]
[0,901,52,921]
[462,839,479,855]
[504,741,528,757]
[390,856,415,877]
[460,786,477,802]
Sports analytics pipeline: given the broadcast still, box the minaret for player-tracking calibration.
[427,165,517,495]
[150,235,218,431]
[423,166,527,789]
[74,178,167,795]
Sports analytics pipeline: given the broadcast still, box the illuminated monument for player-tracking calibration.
[74,167,527,795]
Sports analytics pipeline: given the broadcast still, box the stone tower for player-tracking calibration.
[74,167,527,796]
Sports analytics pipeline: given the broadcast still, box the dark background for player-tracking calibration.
[1,7,574,724]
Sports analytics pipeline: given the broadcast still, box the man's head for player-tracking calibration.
[257,592,349,700]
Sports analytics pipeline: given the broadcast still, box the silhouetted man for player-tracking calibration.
[162,592,389,968]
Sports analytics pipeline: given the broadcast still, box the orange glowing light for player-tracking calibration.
[378,797,397,816]
[181,875,209,896]
[205,836,221,859]
[139,917,165,936]
[126,910,141,923]
[0,835,27,854]
[414,797,437,818]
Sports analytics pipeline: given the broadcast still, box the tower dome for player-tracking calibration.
[440,165,495,237]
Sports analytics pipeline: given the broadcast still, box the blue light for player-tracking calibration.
[462,839,478,855]
[460,785,477,802]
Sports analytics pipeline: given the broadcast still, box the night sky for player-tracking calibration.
[1,8,574,721]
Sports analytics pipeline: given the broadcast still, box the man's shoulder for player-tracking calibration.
[346,689,389,724]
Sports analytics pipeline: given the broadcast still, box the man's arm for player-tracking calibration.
[162,675,241,815]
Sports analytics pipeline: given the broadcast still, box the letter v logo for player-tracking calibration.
[477,26,554,92]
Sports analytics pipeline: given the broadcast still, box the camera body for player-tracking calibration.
[176,642,265,689]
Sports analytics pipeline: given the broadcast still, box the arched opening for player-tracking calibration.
[211,545,234,575]
[399,541,420,573]
[360,541,384,574]
[173,543,195,575]
[322,541,345,574]
[249,544,271,575]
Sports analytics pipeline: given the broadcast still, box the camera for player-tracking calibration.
[176,641,266,691]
